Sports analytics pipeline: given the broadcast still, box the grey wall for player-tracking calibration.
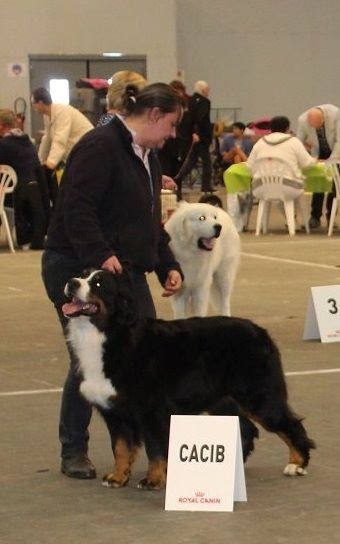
[2,0,340,135]
[176,0,340,129]
[1,0,177,135]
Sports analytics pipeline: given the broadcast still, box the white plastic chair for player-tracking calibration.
[326,159,340,236]
[0,165,17,252]
[251,157,310,236]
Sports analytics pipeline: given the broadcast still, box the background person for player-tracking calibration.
[247,115,316,182]
[221,122,254,232]
[221,122,253,166]
[41,83,183,480]
[297,104,340,228]
[176,80,214,193]
[96,70,147,127]
[0,109,48,249]
[31,87,93,205]
[247,115,316,227]
[246,116,316,232]
[158,80,197,199]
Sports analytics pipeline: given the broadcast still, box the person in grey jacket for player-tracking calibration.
[42,83,183,480]
[297,104,340,228]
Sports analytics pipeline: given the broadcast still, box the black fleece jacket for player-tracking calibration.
[0,132,40,183]
[46,116,182,285]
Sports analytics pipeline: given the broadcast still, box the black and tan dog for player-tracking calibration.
[63,268,315,489]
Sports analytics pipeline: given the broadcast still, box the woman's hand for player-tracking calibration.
[101,255,122,273]
[162,270,182,297]
[162,175,177,190]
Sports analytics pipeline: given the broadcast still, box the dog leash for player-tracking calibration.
[174,141,196,184]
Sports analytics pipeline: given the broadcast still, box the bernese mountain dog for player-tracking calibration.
[62,268,315,490]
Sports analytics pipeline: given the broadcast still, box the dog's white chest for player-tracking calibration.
[68,319,116,409]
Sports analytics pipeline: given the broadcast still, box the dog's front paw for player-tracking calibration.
[283,463,307,476]
[102,471,130,488]
[137,476,166,490]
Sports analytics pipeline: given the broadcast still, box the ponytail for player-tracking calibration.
[124,83,182,117]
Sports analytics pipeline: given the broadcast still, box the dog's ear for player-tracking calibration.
[166,208,190,246]
[115,268,138,326]
[81,267,96,278]
[178,216,190,244]
[171,212,191,245]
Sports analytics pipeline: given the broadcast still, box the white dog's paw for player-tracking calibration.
[283,463,307,476]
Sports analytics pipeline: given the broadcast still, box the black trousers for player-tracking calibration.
[311,185,335,221]
[43,166,59,208]
[311,148,335,220]
[14,182,48,248]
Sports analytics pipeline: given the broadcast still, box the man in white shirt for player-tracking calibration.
[31,87,93,204]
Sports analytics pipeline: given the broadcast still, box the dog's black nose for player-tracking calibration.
[65,278,81,297]
[214,223,222,237]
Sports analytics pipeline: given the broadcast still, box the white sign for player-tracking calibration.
[165,415,247,512]
[303,285,340,343]
[8,63,26,77]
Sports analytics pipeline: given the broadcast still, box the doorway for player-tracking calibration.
[29,54,147,139]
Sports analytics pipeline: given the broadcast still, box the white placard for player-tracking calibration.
[165,415,247,512]
[303,285,340,343]
[8,63,26,77]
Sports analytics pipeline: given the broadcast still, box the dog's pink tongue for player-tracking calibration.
[201,237,215,250]
[62,300,84,317]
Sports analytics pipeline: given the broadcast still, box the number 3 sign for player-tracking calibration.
[303,285,340,343]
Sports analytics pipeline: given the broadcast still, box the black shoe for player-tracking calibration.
[61,454,97,479]
[309,217,321,229]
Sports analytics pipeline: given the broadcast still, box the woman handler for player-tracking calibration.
[42,83,183,479]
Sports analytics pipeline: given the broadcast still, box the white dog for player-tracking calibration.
[165,201,240,318]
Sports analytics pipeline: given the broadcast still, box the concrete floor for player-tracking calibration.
[1,190,340,544]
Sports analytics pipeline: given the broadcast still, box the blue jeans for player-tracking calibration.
[41,249,156,459]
